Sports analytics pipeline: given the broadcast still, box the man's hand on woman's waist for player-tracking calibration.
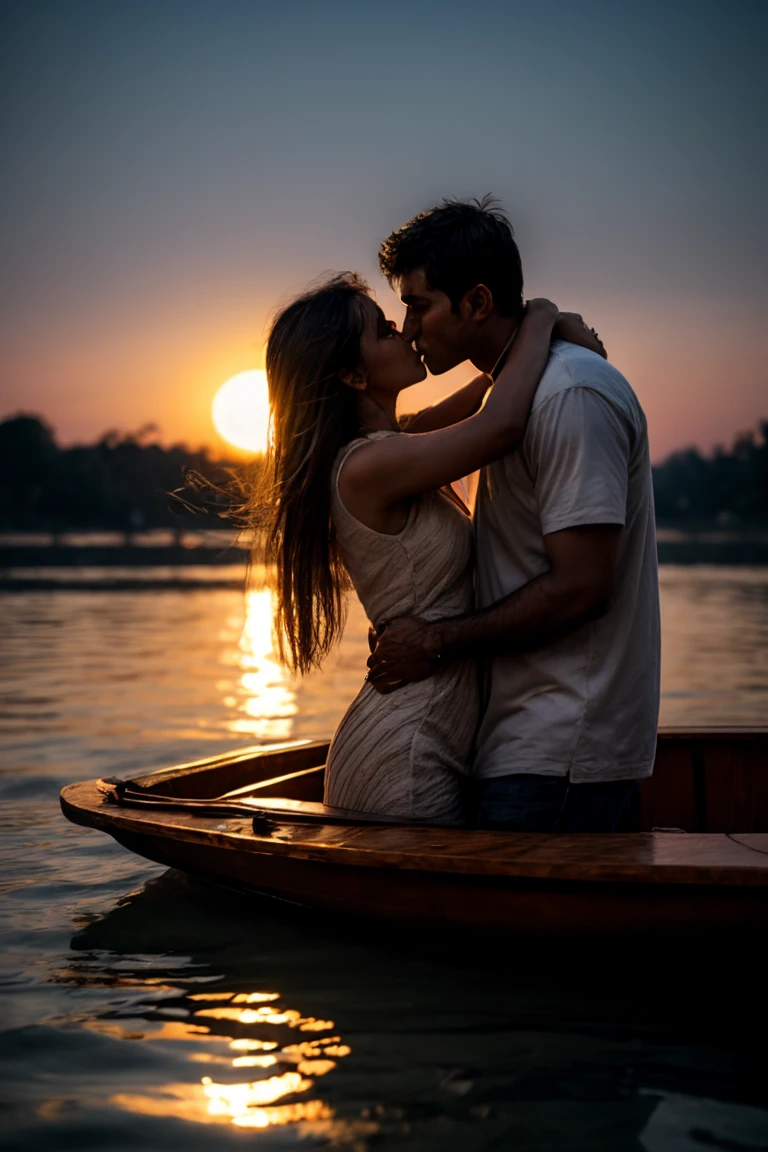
[366,525,623,694]
[366,617,445,694]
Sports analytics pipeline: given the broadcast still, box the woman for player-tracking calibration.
[261,273,602,825]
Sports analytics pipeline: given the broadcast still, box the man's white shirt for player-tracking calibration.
[473,340,661,782]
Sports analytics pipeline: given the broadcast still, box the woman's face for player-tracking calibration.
[357,299,427,395]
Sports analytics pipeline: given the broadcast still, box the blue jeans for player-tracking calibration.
[473,774,639,832]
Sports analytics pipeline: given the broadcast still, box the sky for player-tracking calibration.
[1,0,766,462]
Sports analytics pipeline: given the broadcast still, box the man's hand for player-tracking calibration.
[366,617,442,694]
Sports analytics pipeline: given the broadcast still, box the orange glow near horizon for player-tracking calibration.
[4,296,763,464]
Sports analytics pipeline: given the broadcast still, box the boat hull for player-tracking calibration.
[61,774,768,935]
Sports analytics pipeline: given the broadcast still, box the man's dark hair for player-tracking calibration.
[378,196,524,317]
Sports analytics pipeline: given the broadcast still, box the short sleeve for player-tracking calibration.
[525,387,631,535]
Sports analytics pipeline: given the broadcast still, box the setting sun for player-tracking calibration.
[212,370,270,455]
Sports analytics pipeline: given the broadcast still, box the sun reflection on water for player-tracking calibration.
[103,985,356,1135]
[227,586,297,740]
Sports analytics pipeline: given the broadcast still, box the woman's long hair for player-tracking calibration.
[258,273,371,674]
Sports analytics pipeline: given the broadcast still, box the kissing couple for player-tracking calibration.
[259,197,660,832]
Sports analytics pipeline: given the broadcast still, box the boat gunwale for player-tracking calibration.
[125,738,329,791]
[122,726,768,792]
[60,778,768,888]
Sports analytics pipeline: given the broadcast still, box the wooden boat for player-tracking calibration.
[60,727,768,935]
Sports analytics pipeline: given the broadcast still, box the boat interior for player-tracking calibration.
[100,727,768,833]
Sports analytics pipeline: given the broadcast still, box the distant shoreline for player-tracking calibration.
[2,530,768,589]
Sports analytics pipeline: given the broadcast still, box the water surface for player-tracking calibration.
[1,566,767,1149]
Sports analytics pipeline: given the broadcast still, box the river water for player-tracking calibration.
[1,565,767,1150]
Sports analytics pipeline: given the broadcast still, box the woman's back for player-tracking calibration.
[325,432,479,825]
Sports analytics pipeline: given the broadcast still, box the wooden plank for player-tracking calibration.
[704,739,768,832]
[128,728,768,823]
[246,795,433,826]
[645,729,768,832]
[91,728,768,834]
[60,779,768,887]
[641,739,699,831]
[219,765,325,802]
[113,831,765,934]
[656,727,768,742]
[129,740,330,799]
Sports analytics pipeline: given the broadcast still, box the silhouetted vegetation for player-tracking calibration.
[653,422,768,526]
[0,413,766,532]
[0,414,245,532]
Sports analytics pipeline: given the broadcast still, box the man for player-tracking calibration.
[368,197,660,832]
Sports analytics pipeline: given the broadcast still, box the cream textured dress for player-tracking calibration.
[324,431,480,826]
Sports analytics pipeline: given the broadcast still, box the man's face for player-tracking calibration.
[398,268,474,375]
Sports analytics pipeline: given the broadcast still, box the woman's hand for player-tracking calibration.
[490,299,558,382]
[526,297,560,326]
[553,312,607,359]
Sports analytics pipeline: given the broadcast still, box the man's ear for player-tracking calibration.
[339,367,368,391]
[459,284,494,323]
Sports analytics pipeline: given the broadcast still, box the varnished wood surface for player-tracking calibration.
[655,726,768,741]
[640,727,768,832]
[130,739,331,799]
[60,778,768,887]
[113,726,768,834]
[59,728,768,930]
[106,828,767,933]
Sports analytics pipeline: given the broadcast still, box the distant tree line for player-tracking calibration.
[0,414,246,533]
[0,413,766,531]
[653,421,768,526]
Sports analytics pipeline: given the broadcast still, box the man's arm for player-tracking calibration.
[367,524,622,691]
[400,313,606,435]
[368,383,633,692]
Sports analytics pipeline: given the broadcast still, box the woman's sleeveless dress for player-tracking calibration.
[324,431,480,826]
